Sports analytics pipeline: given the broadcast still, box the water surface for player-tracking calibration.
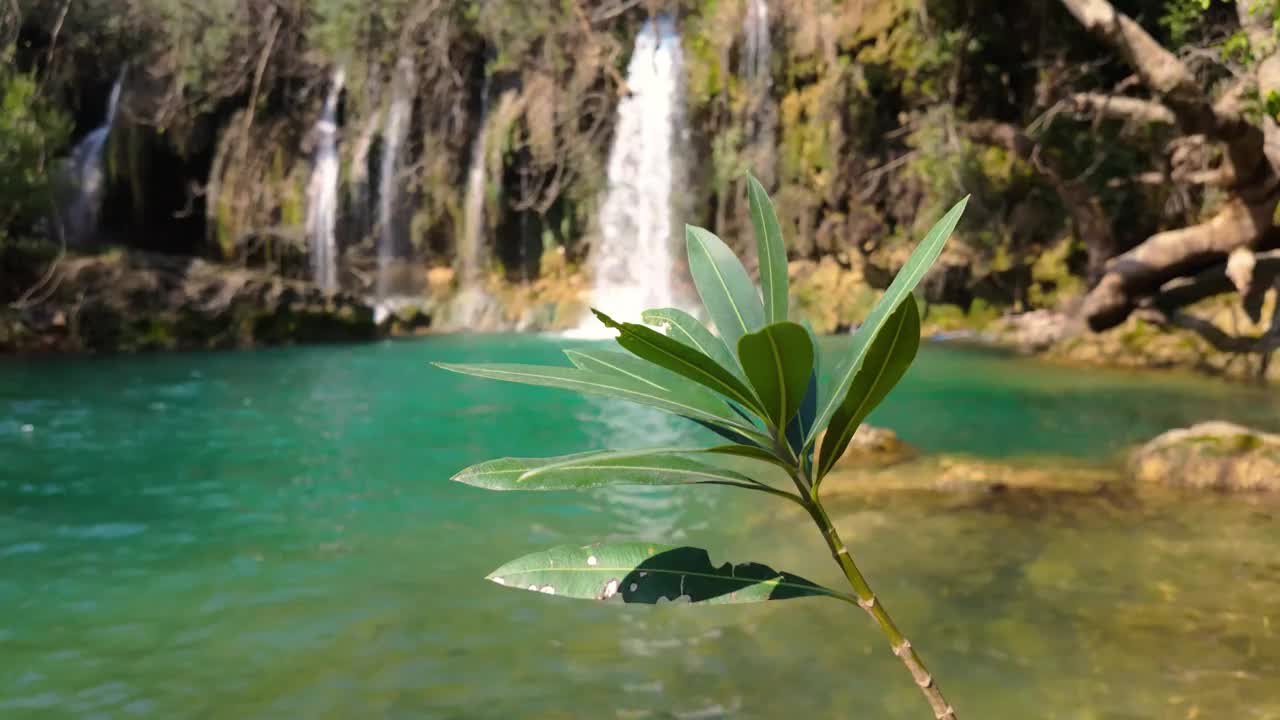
[1,336,1277,718]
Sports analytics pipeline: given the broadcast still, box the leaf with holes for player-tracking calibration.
[737,321,814,431]
[641,308,741,380]
[807,196,967,449]
[747,174,788,324]
[685,224,766,353]
[452,449,771,491]
[486,543,846,604]
[593,309,766,419]
[816,295,920,483]
[434,362,760,441]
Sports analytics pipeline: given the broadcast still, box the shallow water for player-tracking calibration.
[1,336,1277,719]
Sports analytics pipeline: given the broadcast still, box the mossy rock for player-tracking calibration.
[1129,422,1280,491]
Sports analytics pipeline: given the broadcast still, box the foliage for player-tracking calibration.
[439,176,968,717]
[0,45,71,241]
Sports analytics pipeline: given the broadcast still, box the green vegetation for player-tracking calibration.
[0,44,70,245]
[440,177,968,719]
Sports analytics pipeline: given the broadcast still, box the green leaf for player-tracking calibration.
[746,175,789,325]
[563,348,685,391]
[486,543,845,604]
[703,443,794,470]
[785,320,823,459]
[434,363,762,441]
[815,295,920,483]
[452,449,764,491]
[594,309,766,419]
[685,224,766,353]
[736,321,814,430]
[562,349,771,446]
[807,196,967,448]
[641,308,740,379]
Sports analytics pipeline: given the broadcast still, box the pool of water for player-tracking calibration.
[1,335,1277,718]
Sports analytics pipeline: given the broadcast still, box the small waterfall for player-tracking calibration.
[306,68,344,292]
[376,57,414,301]
[577,16,687,332]
[61,69,125,245]
[460,74,492,288]
[743,0,771,92]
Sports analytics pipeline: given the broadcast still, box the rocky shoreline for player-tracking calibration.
[2,249,1276,390]
[822,423,1280,495]
[1,250,378,353]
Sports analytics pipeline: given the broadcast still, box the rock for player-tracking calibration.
[2,250,378,353]
[1129,421,1280,491]
[818,425,917,469]
[990,310,1082,353]
[822,454,1116,496]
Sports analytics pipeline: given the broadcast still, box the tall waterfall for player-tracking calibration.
[306,68,344,292]
[61,69,125,245]
[376,57,414,301]
[580,16,687,330]
[460,74,492,288]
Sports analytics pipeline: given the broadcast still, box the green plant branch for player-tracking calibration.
[803,491,958,720]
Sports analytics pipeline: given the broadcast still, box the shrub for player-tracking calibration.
[439,176,967,718]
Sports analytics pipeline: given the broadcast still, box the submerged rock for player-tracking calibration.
[1129,421,1280,491]
[1,250,377,353]
[818,425,917,470]
[821,453,1116,496]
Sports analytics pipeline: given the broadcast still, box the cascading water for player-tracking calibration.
[574,16,687,334]
[306,68,344,292]
[743,0,771,92]
[61,69,125,245]
[376,57,414,303]
[460,74,492,288]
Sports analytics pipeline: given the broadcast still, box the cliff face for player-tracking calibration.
[7,1,1112,301]
[6,1,1278,374]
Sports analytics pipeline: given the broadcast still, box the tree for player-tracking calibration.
[1053,0,1280,360]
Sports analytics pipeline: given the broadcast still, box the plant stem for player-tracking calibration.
[804,496,958,720]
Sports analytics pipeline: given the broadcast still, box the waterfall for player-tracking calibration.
[577,16,687,332]
[306,68,344,292]
[743,0,771,92]
[460,74,492,288]
[376,57,414,301]
[61,69,125,245]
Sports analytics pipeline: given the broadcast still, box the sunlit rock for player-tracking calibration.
[1130,421,1280,491]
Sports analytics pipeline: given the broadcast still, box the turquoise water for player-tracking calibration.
[2,335,1278,719]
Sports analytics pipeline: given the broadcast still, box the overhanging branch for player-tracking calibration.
[1068,92,1175,125]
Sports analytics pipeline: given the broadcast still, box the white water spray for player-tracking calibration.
[306,68,344,292]
[62,69,125,245]
[460,74,492,287]
[743,0,771,91]
[574,17,687,334]
[377,57,414,301]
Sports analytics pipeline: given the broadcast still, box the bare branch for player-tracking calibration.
[1068,92,1176,125]
[1083,196,1279,329]
[1162,310,1280,354]
[1058,0,1265,183]
[1106,168,1232,187]
[1153,250,1280,311]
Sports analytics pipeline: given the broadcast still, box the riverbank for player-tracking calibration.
[2,247,1275,386]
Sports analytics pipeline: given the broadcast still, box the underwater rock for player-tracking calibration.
[1130,421,1280,491]
[822,453,1116,495]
